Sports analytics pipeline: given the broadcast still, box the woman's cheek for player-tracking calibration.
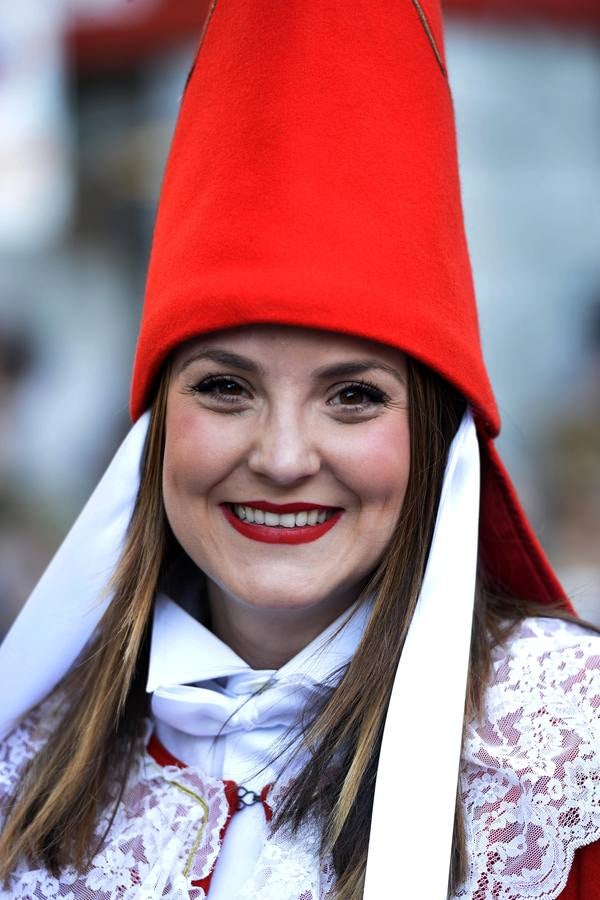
[165,405,244,482]
[332,418,410,502]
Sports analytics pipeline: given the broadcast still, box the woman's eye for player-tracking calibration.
[337,386,371,405]
[188,376,250,403]
[328,382,388,412]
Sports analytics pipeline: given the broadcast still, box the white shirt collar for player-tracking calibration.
[147,592,371,695]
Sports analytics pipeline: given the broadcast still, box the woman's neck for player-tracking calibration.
[206,581,359,669]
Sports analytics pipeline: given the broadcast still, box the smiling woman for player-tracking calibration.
[163,327,410,665]
[1,1,599,899]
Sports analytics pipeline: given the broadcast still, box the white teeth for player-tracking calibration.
[231,505,337,527]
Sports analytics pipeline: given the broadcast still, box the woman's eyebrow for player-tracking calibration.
[177,349,265,375]
[313,359,406,385]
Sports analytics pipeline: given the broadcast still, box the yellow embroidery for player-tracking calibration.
[411,0,447,78]
[171,781,210,878]
[183,0,219,95]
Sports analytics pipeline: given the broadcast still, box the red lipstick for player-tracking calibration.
[221,502,342,544]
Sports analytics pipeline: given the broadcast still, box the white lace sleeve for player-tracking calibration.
[1,705,230,899]
[454,617,600,900]
[0,695,60,813]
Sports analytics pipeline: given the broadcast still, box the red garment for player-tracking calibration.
[560,841,600,899]
[130,0,571,615]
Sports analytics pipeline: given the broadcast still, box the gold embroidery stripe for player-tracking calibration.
[411,0,447,78]
[171,781,210,878]
[199,0,219,49]
[184,0,219,94]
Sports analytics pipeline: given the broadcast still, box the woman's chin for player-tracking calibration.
[209,573,356,617]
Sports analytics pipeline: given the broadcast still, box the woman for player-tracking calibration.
[0,1,599,898]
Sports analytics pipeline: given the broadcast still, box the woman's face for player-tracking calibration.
[163,325,410,621]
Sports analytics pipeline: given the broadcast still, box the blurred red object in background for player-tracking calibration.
[68,0,210,73]
[68,0,599,74]
[445,0,600,26]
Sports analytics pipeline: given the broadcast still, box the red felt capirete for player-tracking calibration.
[131,0,571,612]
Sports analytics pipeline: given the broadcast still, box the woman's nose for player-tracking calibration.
[246,408,321,485]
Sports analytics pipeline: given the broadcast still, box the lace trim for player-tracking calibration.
[453,617,600,899]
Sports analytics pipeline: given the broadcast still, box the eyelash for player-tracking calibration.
[186,375,250,403]
[185,375,390,414]
[328,380,389,411]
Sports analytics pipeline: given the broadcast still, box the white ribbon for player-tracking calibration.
[364,410,480,899]
[0,412,150,740]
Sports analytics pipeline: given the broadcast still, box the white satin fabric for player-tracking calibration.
[364,408,480,899]
[149,594,371,899]
[0,411,150,742]
[0,408,480,899]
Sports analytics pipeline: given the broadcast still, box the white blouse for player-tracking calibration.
[1,615,599,899]
[147,594,372,900]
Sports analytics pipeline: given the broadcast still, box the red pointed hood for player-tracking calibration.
[131,0,571,611]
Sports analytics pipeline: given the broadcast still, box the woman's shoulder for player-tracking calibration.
[486,614,599,700]
[485,615,599,728]
[493,613,600,660]
[455,616,600,900]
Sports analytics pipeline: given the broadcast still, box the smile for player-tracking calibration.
[221,501,343,544]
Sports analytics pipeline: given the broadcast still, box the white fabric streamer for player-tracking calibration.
[364,410,480,898]
[0,411,150,740]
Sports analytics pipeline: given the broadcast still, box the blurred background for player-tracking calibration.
[0,0,598,637]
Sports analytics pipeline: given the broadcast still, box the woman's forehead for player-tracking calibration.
[172,324,408,373]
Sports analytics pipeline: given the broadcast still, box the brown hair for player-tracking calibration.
[0,357,582,895]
